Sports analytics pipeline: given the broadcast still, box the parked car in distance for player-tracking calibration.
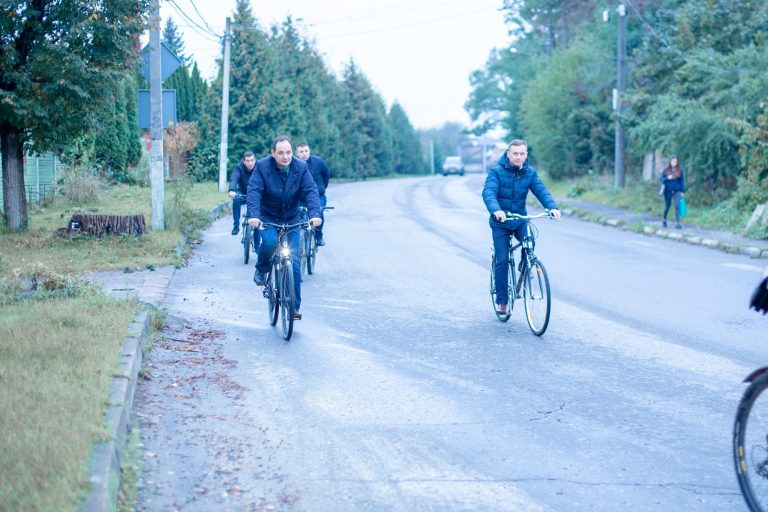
[441,156,464,176]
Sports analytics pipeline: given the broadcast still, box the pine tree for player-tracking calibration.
[388,102,424,174]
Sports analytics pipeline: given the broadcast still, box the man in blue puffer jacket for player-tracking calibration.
[482,139,561,317]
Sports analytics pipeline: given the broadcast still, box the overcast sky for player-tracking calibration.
[156,0,511,129]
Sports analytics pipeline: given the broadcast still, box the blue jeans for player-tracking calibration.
[232,196,245,227]
[256,226,302,308]
[491,219,533,305]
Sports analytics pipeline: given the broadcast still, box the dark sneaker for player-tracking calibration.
[675,223,682,229]
[496,303,508,316]
[231,225,240,235]
[293,307,302,320]
[253,270,267,286]
[662,220,667,228]
[316,238,325,246]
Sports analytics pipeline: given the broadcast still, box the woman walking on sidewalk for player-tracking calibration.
[660,155,686,229]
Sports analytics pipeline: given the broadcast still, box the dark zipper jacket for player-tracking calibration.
[306,155,331,196]
[228,160,253,194]
[246,155,321,222]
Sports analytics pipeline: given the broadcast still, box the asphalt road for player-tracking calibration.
[134,175,767,511]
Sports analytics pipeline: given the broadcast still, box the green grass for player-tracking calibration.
[0,293,137,512]
[0,181,220,510]
[0,181,227,280]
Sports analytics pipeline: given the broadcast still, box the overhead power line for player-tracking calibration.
[166,0,220,42]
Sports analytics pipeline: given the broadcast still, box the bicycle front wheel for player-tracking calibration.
[243,225,252,264]
[307,232,317,275]
[279,261,296,340]
[734,372,768,512]
[523,259,551,336]
[266,269,279,326]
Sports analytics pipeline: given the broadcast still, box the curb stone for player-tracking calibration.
[80,200,228,512]
[79,311,150,512]
[558,200,768,259]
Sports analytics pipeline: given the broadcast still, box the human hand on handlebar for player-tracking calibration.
[228,191,236,198]
[248,218,261,228]
[493,210,506,222]
[549,209,562,220]
[309,217,322,227]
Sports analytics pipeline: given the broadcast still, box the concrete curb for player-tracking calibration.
[79,311,150,512]
[560,203,768,259]
[80,200,228,512]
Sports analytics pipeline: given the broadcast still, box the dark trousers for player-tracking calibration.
[491,220,533,305]
[232,196,245,227]
[663,190,682,223]
[315,194,327,241]
[256,227,302,308]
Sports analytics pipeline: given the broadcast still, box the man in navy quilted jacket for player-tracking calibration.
[482,139,561,317]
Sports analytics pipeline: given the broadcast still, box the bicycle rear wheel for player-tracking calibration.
[523,259,551,336]
[279,261,296,340]
[489,254,512,322]
[307,231,317,275]
[243,225,252,264]
[266,269,278,326]
[735,371,768,512]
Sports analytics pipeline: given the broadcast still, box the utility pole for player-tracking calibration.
[218,17,232,192]
[149,0,164,229]
[614,1,627,188]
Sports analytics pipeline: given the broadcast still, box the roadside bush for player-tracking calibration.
[61,166,103,204]
[164,177,211,236]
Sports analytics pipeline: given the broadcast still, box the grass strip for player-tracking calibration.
[0,182,226,279]
[0,294,136,512]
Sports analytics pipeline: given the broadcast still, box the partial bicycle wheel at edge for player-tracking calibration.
[243,226,252,264]
[266,269,279,326]
[523,259,551,336]
[307,232,317,275]
[734,371,768,512]
[279,261,296,340]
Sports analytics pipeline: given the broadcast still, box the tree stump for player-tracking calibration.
[67,214,146,236]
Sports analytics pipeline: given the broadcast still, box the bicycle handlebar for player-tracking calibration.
[505,210,553,220]
[259,220,308,231]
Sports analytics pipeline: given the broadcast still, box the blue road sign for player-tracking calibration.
[140,43,182,82]
[137,89,178,129]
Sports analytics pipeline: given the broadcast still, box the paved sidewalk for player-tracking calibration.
[84,266,176,307]
[555,195,768,259]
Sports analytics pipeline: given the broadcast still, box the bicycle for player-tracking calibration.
[489,211,553,336]
[234,193,256,264]
[299,205,334,277]
[733,270,768,511]
[260,220,307,341]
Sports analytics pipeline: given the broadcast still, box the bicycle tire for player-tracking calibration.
[280,261,296,340]
[300,230,309,278]
[523,259,551,336]
[734,371,768,512]
[267,269,279,326]
[243,225,252,265]
[489,254,512,322]
[307,231,317,275]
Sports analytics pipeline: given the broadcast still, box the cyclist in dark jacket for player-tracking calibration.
[296,142,331,245]
[228,151,256,235]
[482,139,561,317]
[247,135,322,319]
